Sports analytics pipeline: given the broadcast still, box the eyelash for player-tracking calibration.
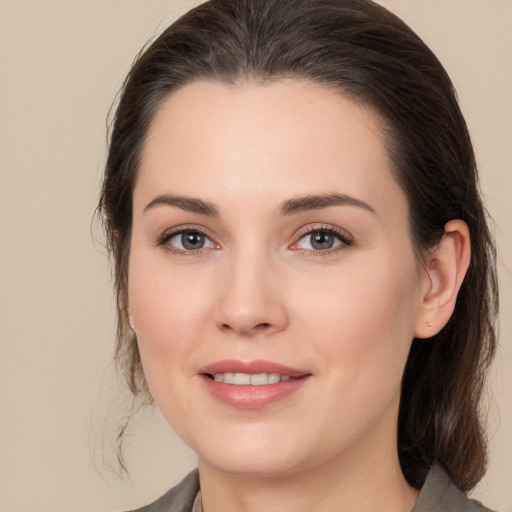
[291,225,354,254]
[156,224,353,255]
[156,226,218,255]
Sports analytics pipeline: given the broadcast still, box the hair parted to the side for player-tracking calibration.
[99,0,498,489]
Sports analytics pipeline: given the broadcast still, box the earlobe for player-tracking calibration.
[128,307,136,332]
[414,220,471,339]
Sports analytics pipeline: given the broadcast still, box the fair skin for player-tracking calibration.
[128,80,470,512]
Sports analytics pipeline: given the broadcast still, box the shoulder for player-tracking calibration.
[126,470,200,512]
[125,464,496,512]
[413,464,496,512]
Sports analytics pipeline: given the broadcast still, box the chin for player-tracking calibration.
[191,429,310,477]
[200,451,308,478]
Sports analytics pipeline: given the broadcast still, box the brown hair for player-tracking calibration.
[99,0,498,489]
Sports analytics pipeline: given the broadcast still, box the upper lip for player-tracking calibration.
[199,359,309,378]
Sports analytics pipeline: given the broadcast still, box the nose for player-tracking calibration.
[215,251,288,337]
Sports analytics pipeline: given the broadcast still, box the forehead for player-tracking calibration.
[136,80,405,219]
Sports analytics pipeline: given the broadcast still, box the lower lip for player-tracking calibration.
[201,375,310,409]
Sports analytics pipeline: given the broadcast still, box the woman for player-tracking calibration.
[99,0,499,510]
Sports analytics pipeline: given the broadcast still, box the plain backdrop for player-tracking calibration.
[0,1,510,511]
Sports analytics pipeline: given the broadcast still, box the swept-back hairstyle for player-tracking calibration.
[99,0,498,490]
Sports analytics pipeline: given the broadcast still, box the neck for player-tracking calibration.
[197,428,419,512]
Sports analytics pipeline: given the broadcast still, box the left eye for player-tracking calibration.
[167,229,215,251]
[295,229,349,251]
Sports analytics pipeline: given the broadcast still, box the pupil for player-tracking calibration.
[182,231,205,250]
[311,231,334,250]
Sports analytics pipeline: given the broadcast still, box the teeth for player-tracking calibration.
[268,373,280,384]
[212,372,293,385]
[234,373,251,385]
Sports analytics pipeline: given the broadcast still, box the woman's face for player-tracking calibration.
[128,81,430,477]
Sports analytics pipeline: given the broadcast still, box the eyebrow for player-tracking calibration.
[280,193,375,215]
[143,192,375,217]
[144,194,219,216]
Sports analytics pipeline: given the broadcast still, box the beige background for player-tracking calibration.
[0,1,510,511]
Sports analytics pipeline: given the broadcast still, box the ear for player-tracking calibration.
[414,220,471,339]
[127,306,136,333]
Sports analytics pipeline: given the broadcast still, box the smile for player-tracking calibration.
[210,372,292,385]
[199,360,311,408]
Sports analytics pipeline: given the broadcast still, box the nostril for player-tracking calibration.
[220,321,272,333]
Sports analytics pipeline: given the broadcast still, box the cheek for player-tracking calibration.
[126,249,212,399]
[128,250,209,342]
[126,259,209,434]
[295,252,421,381]
[304,259,420,437]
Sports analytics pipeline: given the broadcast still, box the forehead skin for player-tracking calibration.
[135,80,407,235]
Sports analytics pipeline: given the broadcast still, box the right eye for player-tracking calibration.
[163,229,217,253]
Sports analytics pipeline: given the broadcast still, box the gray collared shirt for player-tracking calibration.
[129,464,495,512]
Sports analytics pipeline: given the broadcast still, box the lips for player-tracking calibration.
[199,359,311,408]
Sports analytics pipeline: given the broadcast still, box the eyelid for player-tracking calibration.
[156,224,220,254]
[289,224,354,252]
[155,223,352,255]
